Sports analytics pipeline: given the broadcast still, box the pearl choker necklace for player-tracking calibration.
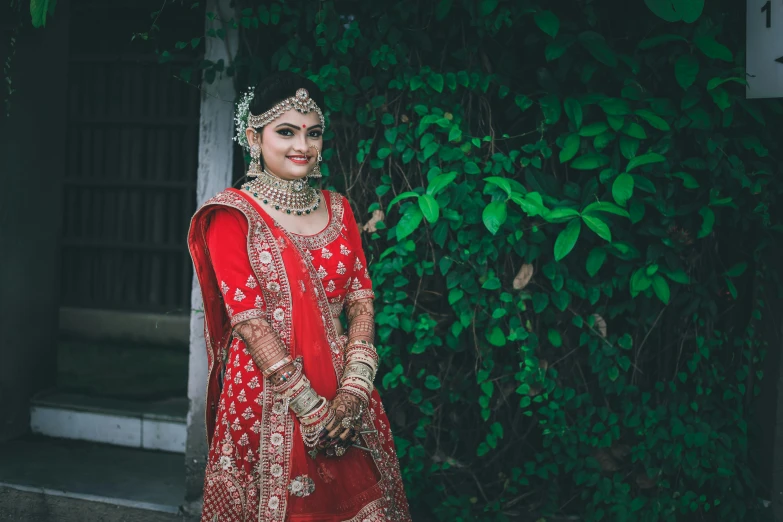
[242,169,320,216]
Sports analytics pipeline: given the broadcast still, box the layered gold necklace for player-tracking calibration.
[242,169,320,216]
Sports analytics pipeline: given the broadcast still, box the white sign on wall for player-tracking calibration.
[747,0,783,98]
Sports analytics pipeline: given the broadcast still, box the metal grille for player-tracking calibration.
[61,51,200,313]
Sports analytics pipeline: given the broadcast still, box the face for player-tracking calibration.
[246,109,323,181]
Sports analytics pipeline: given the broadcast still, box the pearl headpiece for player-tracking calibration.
[233,87,325,151]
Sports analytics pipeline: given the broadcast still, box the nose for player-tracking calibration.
[293,133,309,154]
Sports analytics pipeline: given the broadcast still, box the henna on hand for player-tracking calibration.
[233,317,290,377]
[325,389,366,440]
[346,298,375,344]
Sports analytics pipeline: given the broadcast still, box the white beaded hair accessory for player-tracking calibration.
[233,87,326,151]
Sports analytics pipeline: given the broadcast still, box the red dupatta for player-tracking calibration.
[188,188,410,521]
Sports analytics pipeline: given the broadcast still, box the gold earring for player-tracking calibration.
[309,145,323,179]
[248,143,262,178]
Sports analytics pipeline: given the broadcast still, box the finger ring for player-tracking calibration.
[335,445,346,457]
[341,417,354,429]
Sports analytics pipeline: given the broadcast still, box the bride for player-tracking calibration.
[188,71,411,521]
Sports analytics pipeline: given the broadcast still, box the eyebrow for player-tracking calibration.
[274,122,323,130]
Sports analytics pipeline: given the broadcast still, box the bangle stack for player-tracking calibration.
[262,355,294,379]
[267,357,333,448]
[338,340,379,404]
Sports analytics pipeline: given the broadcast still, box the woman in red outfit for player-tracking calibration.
[188,72,411,521]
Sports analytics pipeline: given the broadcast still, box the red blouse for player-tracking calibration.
[205,190,374,326]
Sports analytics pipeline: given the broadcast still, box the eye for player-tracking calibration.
[308,130,322,138]
[277,129,294,137]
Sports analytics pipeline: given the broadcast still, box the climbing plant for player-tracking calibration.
[158,0,780,520]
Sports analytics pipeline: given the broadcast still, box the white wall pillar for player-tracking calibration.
[185,0,238,504]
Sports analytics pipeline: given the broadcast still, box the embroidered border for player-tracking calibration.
[345,497,387,522]
[197,190,295,522]
[345,289,376,304]
[230,308,266,327]
[279,225,410,521]
[288,191,345,251]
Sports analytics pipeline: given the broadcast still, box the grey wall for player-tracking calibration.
[184,0,237,503]
[0,2,69,442]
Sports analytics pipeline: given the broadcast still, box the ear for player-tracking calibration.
[245,127,260,147]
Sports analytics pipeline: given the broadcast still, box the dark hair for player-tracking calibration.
[248,71,325,119]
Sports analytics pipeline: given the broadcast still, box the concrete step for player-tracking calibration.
[0,435,196,522]
[30,391,187,453]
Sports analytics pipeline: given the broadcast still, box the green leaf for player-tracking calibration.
[387,191,419,211]
[608,365,620,381]
[599,98,631,116]
[630,497,646,512]
[464,161,481,175]
[427,173,457,196]
[677,0,704,22]
[546,208,580,223]
[515,95,533,112]
[30,0,51,27]
[644,0,680,21]
[419,194,440,223]
[579,31,617,67]
[612,173,634,205]
[630,268,652,296]
[559,134,581,163]
[725,277,738,299]
[652,274,671,304]
[448,288,464,305]
[672,171,699,189]
[571,154,609,170]
[707,76,745,91]
[578,122,609,137]
[663,268,690,284]
[396,205,424,241]
[586,248,607,277]
[564,98,583,129]
[425,375,442,390]
[583,201,630,218]
[582,215,611,242]
[675,54,699,90]
[725,262,747,277]
[694,34,733,62]
[698,207,714,238]
[513,193,548,217]
[534,10,560,38]
[622,122,647,140]
[427,74,444,93]
[619,135,640,160]
[482,202,508,235]
[484,176,513,196]
[635,109,671,131]
[626,153,665,172]
[554,219,581,261]
[488,327,506,346]
[548,329,563,347]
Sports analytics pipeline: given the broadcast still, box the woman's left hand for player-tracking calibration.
[324,390,364,443]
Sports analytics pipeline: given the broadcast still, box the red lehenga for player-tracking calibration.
[188,188,411,522]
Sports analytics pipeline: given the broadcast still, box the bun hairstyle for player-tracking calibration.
[248,72,325,121]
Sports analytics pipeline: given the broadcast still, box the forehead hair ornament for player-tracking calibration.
[233,87,326,150]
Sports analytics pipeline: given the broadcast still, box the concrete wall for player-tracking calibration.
[0,2,70,442]
[184,0,237,502]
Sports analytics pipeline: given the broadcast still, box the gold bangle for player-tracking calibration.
[263,356,294,378]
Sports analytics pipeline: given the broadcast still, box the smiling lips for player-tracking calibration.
[287,155,310,165]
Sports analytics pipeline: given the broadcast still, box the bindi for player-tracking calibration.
[302,124,307,129]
